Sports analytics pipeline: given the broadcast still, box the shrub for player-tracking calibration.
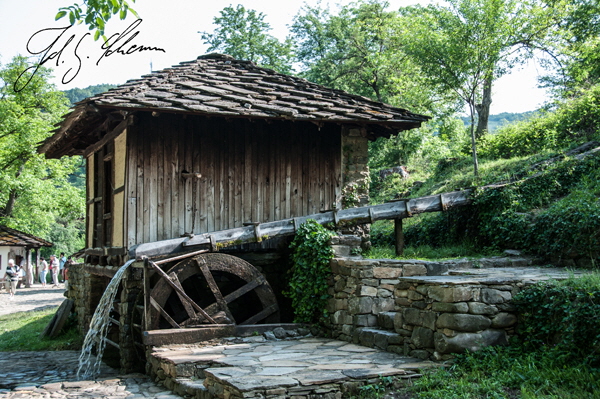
[285,220,334,325]
[512,275,600,367]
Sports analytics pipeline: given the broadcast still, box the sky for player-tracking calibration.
[0,0,551,114]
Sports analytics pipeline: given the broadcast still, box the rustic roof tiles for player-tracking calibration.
[40,53,430,158]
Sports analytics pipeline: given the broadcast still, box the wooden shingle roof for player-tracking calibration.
[0,226,53,248]
[40,53,430,158]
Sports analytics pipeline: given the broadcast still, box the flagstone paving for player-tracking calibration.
[149,336,436,398]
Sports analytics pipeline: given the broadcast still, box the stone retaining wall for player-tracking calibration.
[327,252,553,361]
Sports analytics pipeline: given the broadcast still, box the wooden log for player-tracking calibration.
[129,189,473,259]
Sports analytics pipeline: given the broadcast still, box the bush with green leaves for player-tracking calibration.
[285,219,334,325]
[512,274,600,367]
[478,84,600,159]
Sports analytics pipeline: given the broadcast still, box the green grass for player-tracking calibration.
[365,244,499,260]
[408,347,600,399]
[0,308,82,351]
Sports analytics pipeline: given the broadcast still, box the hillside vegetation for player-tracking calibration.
[369,83,600,266]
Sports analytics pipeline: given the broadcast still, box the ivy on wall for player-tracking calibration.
[285,219,334,325]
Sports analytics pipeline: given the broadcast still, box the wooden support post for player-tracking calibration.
[143,258,151,331]
[394,218,404,256]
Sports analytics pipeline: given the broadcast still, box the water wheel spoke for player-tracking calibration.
[150,297,181,328]
[169,271,196,320]
[239,303,279,325]
[203,275,266,316]
[197,258,236,323]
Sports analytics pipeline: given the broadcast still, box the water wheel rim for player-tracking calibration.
[148,253,279,329]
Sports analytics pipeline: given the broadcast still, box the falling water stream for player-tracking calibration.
[77,259,136,380]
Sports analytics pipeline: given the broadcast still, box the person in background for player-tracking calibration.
[64,256,72,291]
[39,257,48,287]
[3,259,20,298]
[49,255,59,288]
[59,253,67,283]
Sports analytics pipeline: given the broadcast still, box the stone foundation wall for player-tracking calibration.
[327,253,542,360]
[66,263,105,336]
[393,278,521,360]
[327,257,428,342]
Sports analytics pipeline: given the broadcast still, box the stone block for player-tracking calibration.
[412,301,427,310]
[378,288,393,298]
[332,245,352,257]
[380,279,400,286]
[358,285,378,297]
[436,313,491,332]
[395,289,409,298]
[428,286,474,303]
[378,312,396,330]
[491,312,517,328]
[393,312,404,331]
[468,302,498,315]
[362,278,379,287]
[335,299,348,311]
[348,296,374,314]
[481,288,512,304]
[396,297,411,307]
[373,297,395,313]
[431,302,469,313]
[403,264,428,277]
[407,290,424,301]
[395,281,413,290]
[373,267,403,279]
[411,326,434,348]
[354,314,378,327]
[403,308,422,326]
[421,312,437,331]
[434,329,508,354]
[332,310,349,325]
[426,263,449,276]
[342,324,355,336]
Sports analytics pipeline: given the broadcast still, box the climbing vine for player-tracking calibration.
[285,219,334,325]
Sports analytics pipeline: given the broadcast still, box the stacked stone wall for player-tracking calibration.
[327,254,543,360]
[66,263,105,336]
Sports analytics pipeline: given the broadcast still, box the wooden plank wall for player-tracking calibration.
[125,114,342,246]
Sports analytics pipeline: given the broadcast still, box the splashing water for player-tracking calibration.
[77,259,136,380]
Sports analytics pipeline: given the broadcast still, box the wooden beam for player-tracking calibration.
[83,116,131,157]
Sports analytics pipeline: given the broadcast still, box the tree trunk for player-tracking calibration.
[475,76,493,137]
[468,102,479,178]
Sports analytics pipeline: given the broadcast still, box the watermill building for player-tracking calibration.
[39,53,430,372]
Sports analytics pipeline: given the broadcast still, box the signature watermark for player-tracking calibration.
[15,19,165,92]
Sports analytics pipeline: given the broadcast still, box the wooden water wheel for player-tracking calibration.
[147,253,279,330]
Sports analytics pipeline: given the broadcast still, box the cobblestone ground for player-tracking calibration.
[0,284,184,399]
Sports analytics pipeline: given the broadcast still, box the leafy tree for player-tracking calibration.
[0,56,85,245]
[399,0,562,176]
[200,5,294,74]
[542,0,600,95]
[292,0,464,175]
[55,0,139,41]
[291,0,458,115]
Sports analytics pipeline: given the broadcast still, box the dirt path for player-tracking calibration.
[0,282,66,317]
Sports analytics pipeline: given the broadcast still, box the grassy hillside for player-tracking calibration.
[369,84,600,265]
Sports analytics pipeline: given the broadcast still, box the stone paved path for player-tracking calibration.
[0,285,184,399]
[0,283,66,317]
[149,337,435,398]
